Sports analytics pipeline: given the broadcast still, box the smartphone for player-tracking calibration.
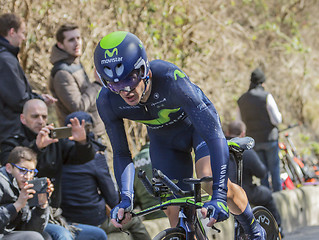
[28,177,48,207]
[49,126,72,139]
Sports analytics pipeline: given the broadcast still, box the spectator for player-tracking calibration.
[237,67,282,192]
[0,99,106,240]
[132,141,166,220]
[226,121,283,236]
[0,13,56,145]
[49,23,104,138]
[61,111,151,240]
[0,146,53,240]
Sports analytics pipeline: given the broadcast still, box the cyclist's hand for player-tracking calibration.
[110,194,133,228]
[201,199,229,227]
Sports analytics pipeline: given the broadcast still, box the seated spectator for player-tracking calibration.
[61,111,151,240]
[226,120,283,236]
[0,146,53,240]
[0,99,106,240]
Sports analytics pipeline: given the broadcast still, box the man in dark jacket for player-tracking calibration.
[226,121,283,236]
[237,68,282,192]
[0,99,107,240]
[49,23,104,138]
[0,146,52,240]
[0,13,56,145]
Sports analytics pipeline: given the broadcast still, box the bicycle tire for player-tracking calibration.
[252,206,281,240]
[153,227,186,240]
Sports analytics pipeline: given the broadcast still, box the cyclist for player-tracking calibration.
[94,31,266,239]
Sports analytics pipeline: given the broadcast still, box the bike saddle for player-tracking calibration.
[228,137,255,150]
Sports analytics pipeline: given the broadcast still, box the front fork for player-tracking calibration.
[177,207,208,240]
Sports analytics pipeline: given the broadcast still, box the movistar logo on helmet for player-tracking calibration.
[136,108,180,125]
[174,70,186,80]
[101,57,123,65]
[105,48,118,58]
[99,31,127,65]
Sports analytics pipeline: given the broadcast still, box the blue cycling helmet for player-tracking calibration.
[94,31,150,93]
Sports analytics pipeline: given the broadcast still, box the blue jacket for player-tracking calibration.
[61,141,119,226]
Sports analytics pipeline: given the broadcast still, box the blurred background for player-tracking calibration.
[1,0,319,158]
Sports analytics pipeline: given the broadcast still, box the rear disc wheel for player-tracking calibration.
[253,206,281,240]
[153,227,186,240]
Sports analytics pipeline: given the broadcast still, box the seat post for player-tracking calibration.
[194,183,201,203]
[230,148,245,187]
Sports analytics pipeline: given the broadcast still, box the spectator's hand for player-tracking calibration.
[36,124,58,149]
[110,195,133,228]
[41,94,57,106]
[13,182,36,212]
[68,118,86,144]
[201,199,229,227]
[46,178,54,198]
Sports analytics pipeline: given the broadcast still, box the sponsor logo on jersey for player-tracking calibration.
[174,69,186,80]
[151,98,166,107]
[136,110,185,130]
[119,105,141,110]
[136,108,180,125]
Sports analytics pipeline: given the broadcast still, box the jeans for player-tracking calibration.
[254,140,282,192]
[45,223,107,240]
[2,231,44,240]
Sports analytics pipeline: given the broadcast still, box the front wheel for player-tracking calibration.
[153,227,186,240]
[253,206,281,240]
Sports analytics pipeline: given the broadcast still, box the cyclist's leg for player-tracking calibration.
[246,185,282,228]
[194,140,266,239]
[149,130,194,227]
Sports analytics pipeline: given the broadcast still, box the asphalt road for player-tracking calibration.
[284,225,319,240]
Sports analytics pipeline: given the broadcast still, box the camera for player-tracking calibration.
[28,177,48,207]
[49,126,72,139]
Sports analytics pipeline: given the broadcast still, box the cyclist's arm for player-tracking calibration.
[96,89,134,201]
[172,74,229,200]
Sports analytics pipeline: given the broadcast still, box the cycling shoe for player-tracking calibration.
[250,223,267,240]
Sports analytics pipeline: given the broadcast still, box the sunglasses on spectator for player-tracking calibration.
[11,163,38,176]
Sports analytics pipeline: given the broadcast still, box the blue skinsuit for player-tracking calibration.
[97,59,229,201]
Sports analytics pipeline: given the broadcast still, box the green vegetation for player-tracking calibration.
[1,0,319,156]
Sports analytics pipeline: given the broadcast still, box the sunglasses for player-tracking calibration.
[11,163,38,176]
[103,69,142,94]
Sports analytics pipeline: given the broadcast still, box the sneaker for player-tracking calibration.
[250,223,267,240]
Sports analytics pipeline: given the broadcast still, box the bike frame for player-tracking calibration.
[132,189,212,240]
